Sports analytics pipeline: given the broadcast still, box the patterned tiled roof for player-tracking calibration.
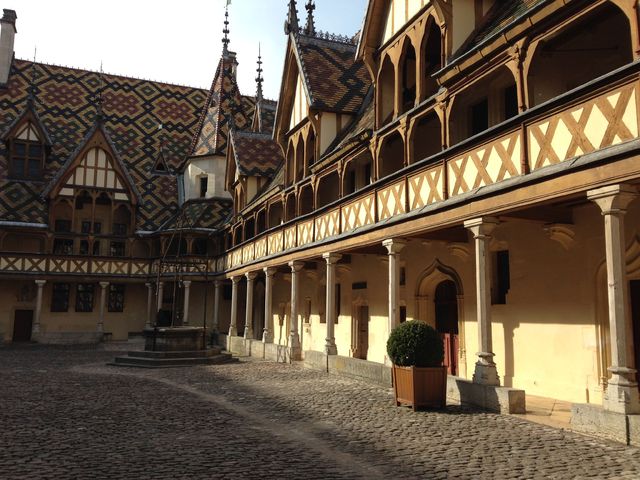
[252,99,277,134]
[327,91,374,155]
[454,0,548,59]
[295,34,370,113]
[230,130,283,178]
[0,60,207,230]
[162,198,233,231]
[191,53,253,157]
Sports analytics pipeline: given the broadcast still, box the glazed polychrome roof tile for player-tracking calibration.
[0,59,207,230]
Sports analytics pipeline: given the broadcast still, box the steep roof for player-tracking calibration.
[0,59,206,229]
[295,34,370,113]
[190,53,253,157]
[230,130,283,178]
[161,197,233,231]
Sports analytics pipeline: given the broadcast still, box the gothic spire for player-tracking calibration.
[26,47,37,106]
[95,61,105,123]
[304,0,316,36]
[255,43,264,102]
[284,0,299,35]
[222,3,231,56]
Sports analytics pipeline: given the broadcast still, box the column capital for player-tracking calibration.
[464,217,499,237]
[289,260,304,273]
[588,184,638,215]
[263,266,277,277]
[382,238,407,255]
[245,271,258,281]
[145,282,152,288]
[231,275,242,285]
[99,281,110,288]
[35,279,46,287]
[322,252,342,264]
[214,279,223,288]
[182,280,192,287]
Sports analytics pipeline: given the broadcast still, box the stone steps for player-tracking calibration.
[125,347,222,359]
[108,350,237,368]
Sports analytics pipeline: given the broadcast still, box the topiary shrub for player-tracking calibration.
[386,321,444,367]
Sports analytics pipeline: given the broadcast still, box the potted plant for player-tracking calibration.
[387,321,446,410]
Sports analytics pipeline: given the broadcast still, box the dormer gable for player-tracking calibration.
[44,122,140,205]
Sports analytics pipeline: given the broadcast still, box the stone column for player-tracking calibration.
[382,239,406,338]
[263,267,277,343]
[32,280,46,337]
[244,272,257,339]
[156,281,164,313]
[229,276,241,336]
[289,261,304,360]
[98,281,109,335]
[588,184,640,414]
[212,280,222,334]
[464,217,500,386]
[323,253,342,355]
[145,282,153,328]
[182,280,192,326]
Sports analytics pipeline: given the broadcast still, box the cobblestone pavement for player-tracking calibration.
[2,346,640,479]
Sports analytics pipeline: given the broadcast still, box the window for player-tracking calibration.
[9,123,44,179]
[492,250,510,305]
[92,241,101,256]
[199,176,208,198]
[79,240,89,255]
[108,284,125,312]
[504,85,519,120]
[51,283,70,312]
[81,221,92,234]
[53,238,73,255]
[93,222,102,235]
[75,284,95,312]
[54,219,71,233]
[112,223,127,236]
[400,306,407,323]
[400,267,406,286]
[110,241,125,257]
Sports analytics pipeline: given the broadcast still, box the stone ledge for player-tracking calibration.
[36,332,102,345]
[446,376,526,414]
[571,403,640,445]
[304,351,393,387]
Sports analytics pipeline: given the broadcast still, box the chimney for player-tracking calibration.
[0,9,17,85]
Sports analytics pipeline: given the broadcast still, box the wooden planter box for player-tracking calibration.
[392,365,447,410]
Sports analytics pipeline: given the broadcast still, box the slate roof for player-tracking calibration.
[454,0,549,59]
[295,34,371,114]
[0,59,207,230]
[230,130,283,178]
[162,198,233,231]
[190,53,254,157]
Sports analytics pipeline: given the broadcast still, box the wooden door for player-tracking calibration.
[13,310,33,342]
[355,305,369,360]
[435,280,458,376]
[631,280,640,384]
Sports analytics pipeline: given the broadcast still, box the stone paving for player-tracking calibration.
[2,345,640,479]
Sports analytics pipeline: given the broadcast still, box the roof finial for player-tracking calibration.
[255,43,264,102]
[222,2,231,56]
[96,61,105,123]
[304,0,316,36]
[27,47,37,106]
[284,0,299,35]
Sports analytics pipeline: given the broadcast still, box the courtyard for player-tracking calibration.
[2,345,640,479]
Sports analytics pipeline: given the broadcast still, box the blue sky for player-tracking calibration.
[8,0,368,100]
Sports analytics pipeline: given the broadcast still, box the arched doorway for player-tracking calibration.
[435,280,459,375]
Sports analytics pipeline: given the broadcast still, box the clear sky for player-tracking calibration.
[7,0,368,100]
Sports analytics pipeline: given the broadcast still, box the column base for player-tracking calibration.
[289,332,301,360]
[244,326,254,340]
[472,360,500,386]
[604,373,640,414]
[262,329,272,344]
[324,343,337,355]
[228,326,238,337]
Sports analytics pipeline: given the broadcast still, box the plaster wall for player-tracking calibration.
[382,0,430,45]
[185,156,230,200]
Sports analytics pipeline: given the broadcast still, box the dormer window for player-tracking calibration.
[9,122,44,179]
[199,175,208,198]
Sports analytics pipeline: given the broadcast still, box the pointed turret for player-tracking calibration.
[222,4,231,56]
[256,44,264,102]
[284,0,299,35]
[304,0,316,36]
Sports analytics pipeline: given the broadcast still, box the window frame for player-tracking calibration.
[108,284,125,313]
[75,283,95,312]
[51,283,70,312]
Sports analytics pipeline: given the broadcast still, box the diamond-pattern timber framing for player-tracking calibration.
[342,195,375,232]
[408,165,444,210]
[448,131,522,197]
[255,237,267,259]
[377,181,406,221]
[315,208,340,241]
[297,220,314,246]
[528,84,639,170]
[285,225,297,250]
[242,245,254,264]
[268,232,284,255]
